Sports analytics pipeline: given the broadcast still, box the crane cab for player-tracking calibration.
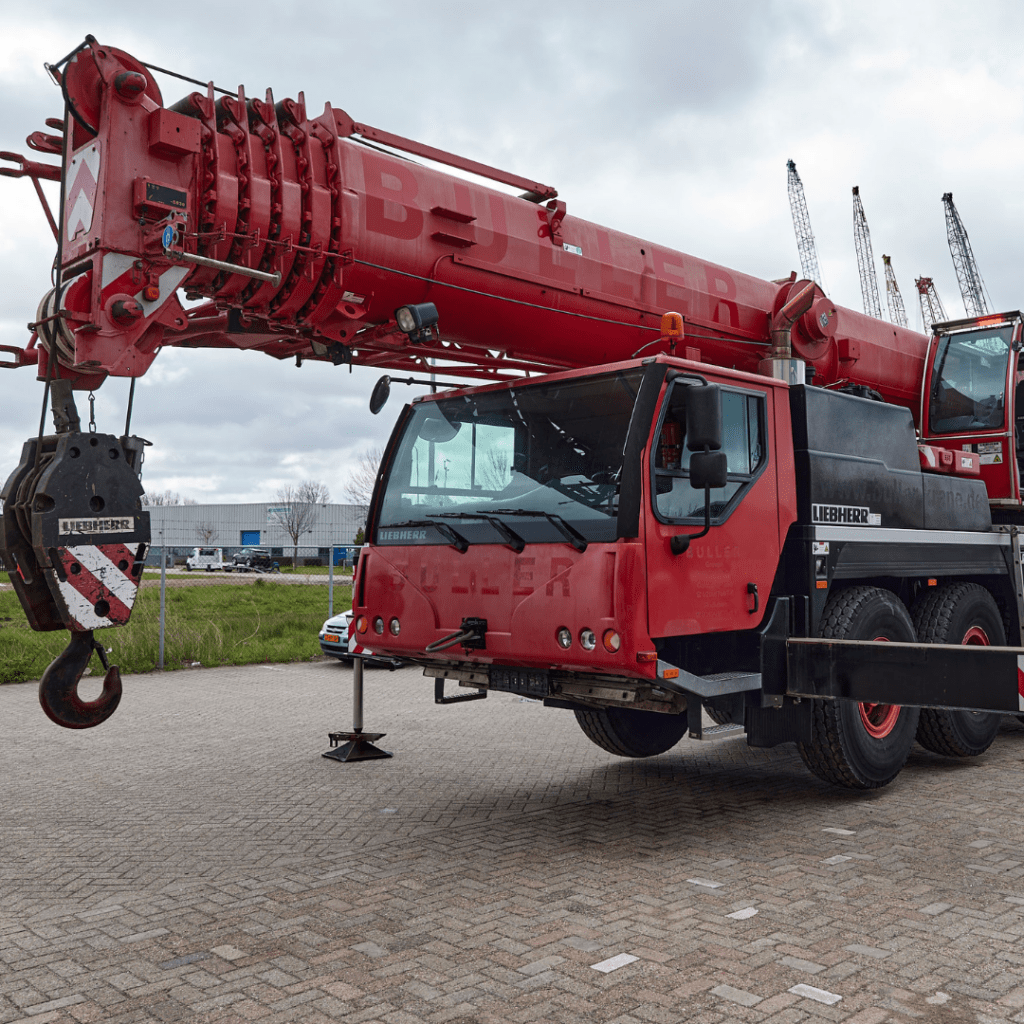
[920,311,1024,510]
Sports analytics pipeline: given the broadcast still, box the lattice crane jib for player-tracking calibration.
[786,159,821,285]
[852,187,883,320]
[942,192,990,317]
[882,255,908,328]
[914,277,948,333]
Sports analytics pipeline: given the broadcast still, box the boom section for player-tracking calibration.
[3,38,931,410]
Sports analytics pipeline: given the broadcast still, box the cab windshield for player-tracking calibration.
[375,368,645,547]
[929,325,1012,433]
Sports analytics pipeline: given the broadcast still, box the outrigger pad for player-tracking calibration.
[322,730,393,762]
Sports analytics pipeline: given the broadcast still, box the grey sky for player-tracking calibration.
[2,1,1023,502]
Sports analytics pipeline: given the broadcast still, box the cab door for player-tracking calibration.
[644,375,784,637]
[921,318,1021,502]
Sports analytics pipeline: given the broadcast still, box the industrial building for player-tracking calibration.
[144,502,366,565]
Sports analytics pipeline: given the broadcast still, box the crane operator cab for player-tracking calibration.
[923,312,1024,505]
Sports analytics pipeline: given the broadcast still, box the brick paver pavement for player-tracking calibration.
[1,661,1023,1023]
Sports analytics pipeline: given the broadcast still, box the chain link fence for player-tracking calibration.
[0,545,360,683]
[143,543,359,670]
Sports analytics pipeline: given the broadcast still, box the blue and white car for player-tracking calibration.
[319,610,402,669]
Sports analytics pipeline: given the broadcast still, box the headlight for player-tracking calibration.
[579,628,597,651]
[556,627,572,649]
[389,617,401,636]
[373,617,384,635]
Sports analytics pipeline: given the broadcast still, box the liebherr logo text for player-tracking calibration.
[59,516,134,535]
[811,504,881,526]
[380,529,428,542]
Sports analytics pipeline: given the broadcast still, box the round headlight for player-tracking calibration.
[579,628,597,651]
[396,306,416,333]
[356,615,368,634]
[373,616,384,635]
[603,629,621,653]
[556,626,572,649]
[389,617,401,636]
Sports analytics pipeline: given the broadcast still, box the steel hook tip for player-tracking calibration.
[38,629,122,730]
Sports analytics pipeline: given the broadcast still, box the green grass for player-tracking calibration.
[0,580,352,685]
[273,565,353,576]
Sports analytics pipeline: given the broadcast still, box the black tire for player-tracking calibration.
[184,565,191,572]
[705,706,732,726]
[574,707,687,758]
[911,583,1003,757]
[797,586,920,789]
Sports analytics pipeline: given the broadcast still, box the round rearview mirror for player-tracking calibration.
[417,416,461,443]
[369,375,391,415]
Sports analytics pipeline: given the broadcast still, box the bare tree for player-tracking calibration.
[195,522,217,544]
[480,449,511,491]
[142,489,183,505]
[343,446,384,514]
[268,480,330,565]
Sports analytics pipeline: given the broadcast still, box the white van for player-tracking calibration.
[185,547,224,571]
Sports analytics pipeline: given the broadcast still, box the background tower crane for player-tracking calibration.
[942,192,990,316]
[786,159,821,284]
[852,186,883,320]
[915,276,949,333]
[882,255,908,328]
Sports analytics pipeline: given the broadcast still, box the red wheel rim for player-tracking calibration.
[962,625,990,646]
[858,701,901,737]
[858,634,900,738]
[962,627,989,720]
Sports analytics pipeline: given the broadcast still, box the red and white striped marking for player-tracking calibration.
[101,253,191,318]
[348,622,378,660]
[50,543,145,630]
[1018,655,1024,712]
[65,143,100,243]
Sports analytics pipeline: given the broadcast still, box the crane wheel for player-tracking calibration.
[574,707,687,758]
[797,586,919,789]
[911,583,1003,757]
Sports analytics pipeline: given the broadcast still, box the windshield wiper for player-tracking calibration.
[430,512,525,554]
[489,508,588,552]
[379,518,469,553]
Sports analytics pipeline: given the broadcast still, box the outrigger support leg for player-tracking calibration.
[38,629,123,729]
[322,657,393,762]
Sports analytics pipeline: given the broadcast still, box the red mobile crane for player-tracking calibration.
[3,39,1024,786]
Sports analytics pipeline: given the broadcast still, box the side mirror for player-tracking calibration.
[370,375,391,415]
[686,383,723,452]
[689,450,728,490]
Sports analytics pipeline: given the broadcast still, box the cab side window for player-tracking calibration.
[652,386,766,522]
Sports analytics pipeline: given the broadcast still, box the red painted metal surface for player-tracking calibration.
[644,369,793,636]
[5,39,930,416]
[357,539,656,678]
[350,354,803,668]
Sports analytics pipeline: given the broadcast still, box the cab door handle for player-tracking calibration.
[747,582,759,614]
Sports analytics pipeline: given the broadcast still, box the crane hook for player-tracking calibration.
[38,629,122,729]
